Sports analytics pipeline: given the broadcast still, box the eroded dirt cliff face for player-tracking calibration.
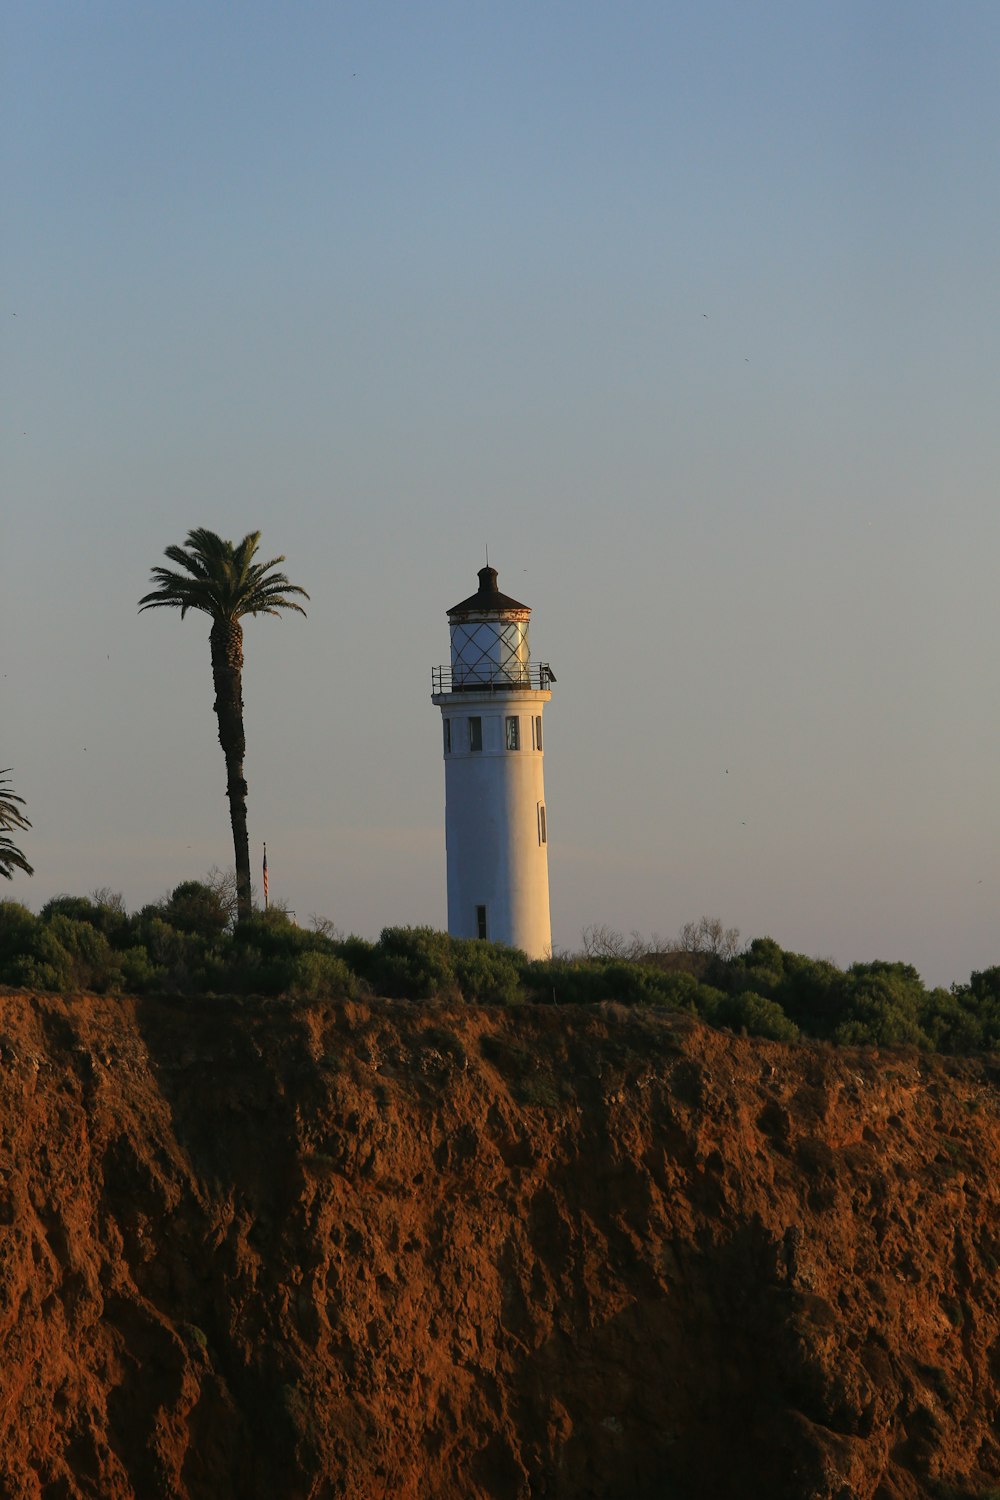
[0,989,997,1500]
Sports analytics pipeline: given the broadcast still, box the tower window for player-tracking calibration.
[534,715,543,751]
[538,803,547,844]
[476,904,488,940]
[443,719,451,754]
[505,716,520,750]
[468,716,482,752]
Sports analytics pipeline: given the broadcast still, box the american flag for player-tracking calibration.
[262,843,269,909]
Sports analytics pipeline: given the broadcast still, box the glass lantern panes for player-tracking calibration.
[450,620,529,687]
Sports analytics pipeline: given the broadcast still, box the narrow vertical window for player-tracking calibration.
[505,715,520,750]
[535,715,543,751]
[468,716,482,752]
[538,803,547,844]
[476,904,488,940]
[443,719,451,754]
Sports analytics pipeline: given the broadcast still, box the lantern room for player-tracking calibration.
[432,566,553,694]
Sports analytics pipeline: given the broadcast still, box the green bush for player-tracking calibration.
[334,934,377,976]
[118,945,166,993]
[367,927,457,1000]
[642,970,724,1013]
[733,936,786,995]
[131,915,217,993]
[39,893,132,948]
[6,930,76,992]
[350,927,526,1004]
[706,990,801,1042]
[520,957,725,1016]
[46,916,124,993]
[451,937,523,1004]
[728,940,842,1034]
[1,911,123,993]
[288,950,357,1000]
[832,963,929,1048]
[520,959,618,1006]
[232,909,323,960]
[935,968,1000,1053]
[0,902,42,978]
[161,881,231,941]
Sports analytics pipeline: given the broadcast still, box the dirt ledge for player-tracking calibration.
[0,989,997,1499]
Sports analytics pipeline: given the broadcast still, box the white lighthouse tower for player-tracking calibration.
[431,566,554,958]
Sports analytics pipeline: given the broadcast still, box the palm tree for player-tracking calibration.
[0,770,33,879]
[139,528,308,923]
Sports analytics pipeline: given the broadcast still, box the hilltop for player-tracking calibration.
[0,988,997,1499]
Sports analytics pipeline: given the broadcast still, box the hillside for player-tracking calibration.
[0,988,997,1499]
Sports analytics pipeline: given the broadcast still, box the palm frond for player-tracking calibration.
[0,771,31,833]
[139,529,309,621]
[0,773,32,877]
[0,835,34,879]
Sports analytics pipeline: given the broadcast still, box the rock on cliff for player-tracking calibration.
[0,989,997,1499]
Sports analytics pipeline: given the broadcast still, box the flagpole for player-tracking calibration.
[263,842,269,911]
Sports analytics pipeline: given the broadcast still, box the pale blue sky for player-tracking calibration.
[3,2,999,985]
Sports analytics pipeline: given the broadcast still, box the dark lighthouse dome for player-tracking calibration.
[447,566,530,617]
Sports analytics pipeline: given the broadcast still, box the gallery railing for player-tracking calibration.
[431,663,554,694]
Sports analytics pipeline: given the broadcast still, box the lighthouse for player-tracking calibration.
[431,566,554,958]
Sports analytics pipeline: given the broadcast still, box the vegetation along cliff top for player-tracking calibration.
[1,889,998,1056]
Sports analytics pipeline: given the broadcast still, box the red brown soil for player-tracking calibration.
[0,988,997,1500]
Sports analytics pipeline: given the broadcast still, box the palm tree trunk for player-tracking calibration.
[210,618,253,923]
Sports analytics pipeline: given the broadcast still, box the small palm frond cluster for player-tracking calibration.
[138,528,309,621]
[0,770,33,879]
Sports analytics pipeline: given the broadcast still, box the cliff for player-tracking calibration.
[0,988,997,1500]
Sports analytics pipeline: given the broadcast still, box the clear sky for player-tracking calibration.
[3,1,999,987]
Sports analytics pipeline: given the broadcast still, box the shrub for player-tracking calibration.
[706,991,800,1042]
[520,959,618,1006]
[367,927,457,1000]
[728,940,843,1035]
[130,914,228,994]
[334,934,377,979]
[918,987,986,1054]
[0,902,42,978]
[5,928,76,992]
[118,946,166,993]
[45,916,124,993]
[232,909,323,961]
[1,912,123,994]
[214,909,359,996]
[939,969,1000,1053]
[39,893,132,948]
[733,935,786,993]
[350,928,526,1004]
[288,950,357,1000]
[520,957,726,1016]
[641,970,722,1013]
[450,937,524,1005]
[161,881,231,941]
[833,963,930,1048]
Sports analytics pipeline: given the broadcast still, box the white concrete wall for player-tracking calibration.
[433,690,552,958]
